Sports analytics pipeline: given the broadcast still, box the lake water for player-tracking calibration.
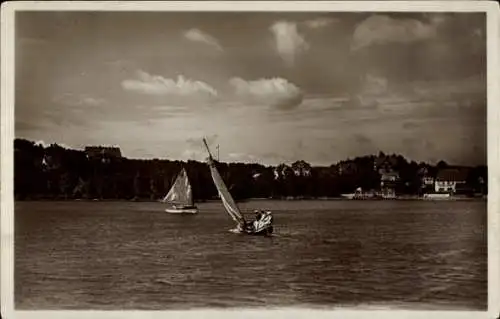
[15,200,487,310]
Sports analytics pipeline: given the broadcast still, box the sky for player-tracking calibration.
[15,11,487,166]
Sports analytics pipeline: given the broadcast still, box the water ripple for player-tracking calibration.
[15,200,487,310]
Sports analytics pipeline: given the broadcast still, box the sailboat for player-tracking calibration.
[162,167,198,214]
[202,138,274,236]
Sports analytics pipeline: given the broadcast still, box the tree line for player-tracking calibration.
[13,138,487,201]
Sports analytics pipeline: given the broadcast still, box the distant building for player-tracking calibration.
[422,176,435,186]
[291,160,312,177]
[434,168,469,194]
[380,170,399,198]
[417,166,436,193]
[381,171,399,182]
[273,164,293,180]
[85,146,122,163]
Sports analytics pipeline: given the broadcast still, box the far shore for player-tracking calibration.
[14,196,487,203]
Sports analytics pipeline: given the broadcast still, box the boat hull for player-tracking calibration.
[246,226,274,236]
[230,216,274,236]
[165,207,198,214]
[229,226,273,236]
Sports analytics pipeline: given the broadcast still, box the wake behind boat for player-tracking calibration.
[202,138,274,236]
[162,167,198,214]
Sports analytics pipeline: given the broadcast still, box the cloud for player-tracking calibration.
[15,120,45,132]
[121,70,218,98]
[229,77,303,110]
[53,93,106,107]
[183,28,223,52]
[354,133,373,145]
[104,59,135,71]
[351,15,443,50]
[269,17,336,65]
[412,75,485,99]
[83,97,105,106]
[353,133,378,153]
[402,121,420,130]
[18,37,49,47]
[270,20,309,67]
[301,96,348,110]
[347,73,389,108]
[303,17,339,29]
[362,73,388,96]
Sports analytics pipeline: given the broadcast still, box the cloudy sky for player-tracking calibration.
[15,11,486,166]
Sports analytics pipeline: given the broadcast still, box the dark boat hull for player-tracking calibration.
[246,226,273,236]
[241,222,273,236]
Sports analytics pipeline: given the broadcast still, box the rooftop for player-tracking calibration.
[436,168,469,182]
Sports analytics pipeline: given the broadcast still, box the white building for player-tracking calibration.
[434,168,468,194]
[291,160,312,177]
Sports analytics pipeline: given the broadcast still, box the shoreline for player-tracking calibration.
[14,196,487,203]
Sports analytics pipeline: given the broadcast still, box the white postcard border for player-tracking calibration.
[1,1,499,319]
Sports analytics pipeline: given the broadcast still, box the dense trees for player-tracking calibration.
[13,138,487,201]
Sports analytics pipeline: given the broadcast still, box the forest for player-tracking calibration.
[13,138,487,201]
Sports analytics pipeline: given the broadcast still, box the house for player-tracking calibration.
[422,176,435,186]
[380,170,399,198]
[421,175,436,194]
[273,164,293,180]
[85,146,122,163]
[291,160,312,177]
[416,166,436,193]
[434,168,469,194]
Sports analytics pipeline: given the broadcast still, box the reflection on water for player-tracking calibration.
[15,200,487,310]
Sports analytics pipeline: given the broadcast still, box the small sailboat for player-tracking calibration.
[202,138,273,236]
[162,167,198,214]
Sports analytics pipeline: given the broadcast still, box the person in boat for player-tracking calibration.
[254,210,262,221]
[265,210,273,223]
[243,210,258,232]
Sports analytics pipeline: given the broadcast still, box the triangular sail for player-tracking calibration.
[163,168,193,206]
[203,139,246,226]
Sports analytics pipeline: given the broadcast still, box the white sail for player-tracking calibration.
[203,139,245,225]
[163,168,193,206]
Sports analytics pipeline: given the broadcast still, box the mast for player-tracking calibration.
[203,138,212,158]
[202,138,246,225]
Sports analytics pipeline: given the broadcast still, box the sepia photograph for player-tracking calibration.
[1,1,499,319]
